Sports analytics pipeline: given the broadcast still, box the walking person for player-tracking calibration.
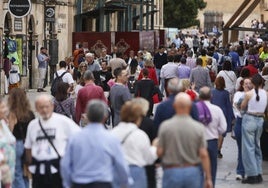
[241,74,268,184]
[233,78,253,180]
[61,100,131,188]
[111,101,157,188]
[157,92,213,188]
[24,94,80,188]
[7,88,35,188]
[37,47,50,92]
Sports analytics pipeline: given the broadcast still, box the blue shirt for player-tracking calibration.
[177,64,191,79]
[37,53,48,68]
[60,123,130,187]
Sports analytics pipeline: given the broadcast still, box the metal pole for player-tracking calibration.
[139,0,143,31]
[43,1,47,48]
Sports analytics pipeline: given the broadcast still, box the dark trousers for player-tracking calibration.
[32,172,62,188]
[207,139,218,187]
[72,182,112,188]
[145,165,156,188]
[234,117,245,175]
[164,78,172,97]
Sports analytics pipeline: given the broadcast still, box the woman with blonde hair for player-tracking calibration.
[180,79,198,101]
[111,101,157,188]
[7,88,35,188]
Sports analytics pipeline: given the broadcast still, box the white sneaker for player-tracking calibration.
[236,174,243,180]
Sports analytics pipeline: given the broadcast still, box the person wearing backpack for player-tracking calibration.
[51,61,74,96]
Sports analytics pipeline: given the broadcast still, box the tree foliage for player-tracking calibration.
[164,0,207,29]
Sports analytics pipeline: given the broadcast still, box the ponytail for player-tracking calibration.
[255,87,260,101]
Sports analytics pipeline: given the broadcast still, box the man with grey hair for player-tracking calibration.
[24,94,80,188]
[75,70,107,124]
[85,52,100,72]
[61,100,131,188]
[154,78,199,133]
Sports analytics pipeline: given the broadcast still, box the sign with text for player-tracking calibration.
[45,6,55,22]
[8,0,32,18]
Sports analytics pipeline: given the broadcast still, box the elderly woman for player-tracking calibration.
[111,101,157,188]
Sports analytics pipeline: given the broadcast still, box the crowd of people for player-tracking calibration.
[1,31,268,188]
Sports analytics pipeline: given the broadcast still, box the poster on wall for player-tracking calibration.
[15,35,27,76]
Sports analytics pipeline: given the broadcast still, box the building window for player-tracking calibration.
[14,18,23,31]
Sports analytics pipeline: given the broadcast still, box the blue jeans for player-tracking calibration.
[242,114,263,176]
[13,140,28,188]
[207,139,218,187]
[234,117,245,176]
[162,166,201,188]
[129,165,147,188]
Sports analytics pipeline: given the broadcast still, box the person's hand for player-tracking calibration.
[191,82,196,90]
[204,178,213,188]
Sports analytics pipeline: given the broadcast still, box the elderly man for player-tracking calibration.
[24,94,80,188]
[198,87,227,187]
[157,93,212,188]
[61,100,131,188]
[108,52,127,76]
[85,52,100,72]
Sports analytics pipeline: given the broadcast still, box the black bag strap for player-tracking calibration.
[55,71,67,79]
[38,120,61,159]
[121,128,137,144]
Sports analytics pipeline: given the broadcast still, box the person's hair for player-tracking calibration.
[141,68,149,78]
[262,66,268,76]
[131,98,149,116]
[8,88,32,122]
[251,74,264,101]
[159,45,164,49]
[199,87,212,100]
[86,100,108,122]
[215,76,226,90]
[78,44,83,48]
[129,59,138,75]
[120,101,143,123]
[174,55,181,62]
[180,79,191,92]
[167,55,174,62]
[144,60,154,68]
[85,52,94,58]
[78,61,87,71]
[237,79,244,92]
[187,50,193,57]
[59,61,67,68]
[113,67,123,78]
[180,57,186,64]
[55,82,69,101]
[196,58,203,66]
[200,49,207,56]
[240,68,250,78]
[83,70,95,81]
[168,78,180,94]
[222,60,232,71]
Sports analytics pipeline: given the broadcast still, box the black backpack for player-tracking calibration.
[127,76,136,94]
[51,71,67,96]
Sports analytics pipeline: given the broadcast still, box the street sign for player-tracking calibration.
[45,6,56,23]
[8,0,32,18]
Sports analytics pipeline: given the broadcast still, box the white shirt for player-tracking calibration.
[217,70,237,94]
[24,113,80,174]
[233,91,244,118]
[203,101,227,140]
[247,89,267,113]
[54,69,74,85]
[111,122,157,167]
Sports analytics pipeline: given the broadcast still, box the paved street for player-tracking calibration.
[24,88,268,188]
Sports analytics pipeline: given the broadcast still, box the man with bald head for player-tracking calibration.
[24,94,80,188]
[157,93,212,188]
